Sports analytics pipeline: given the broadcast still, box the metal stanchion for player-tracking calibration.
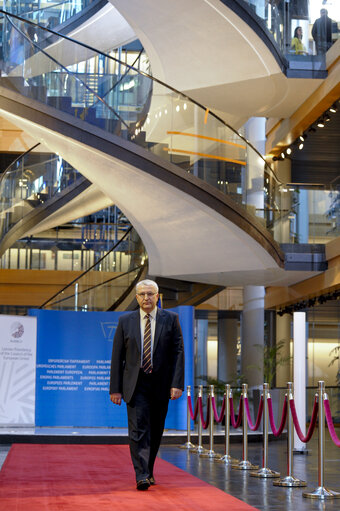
[200,385,221,459]
[251,383,280,478]
[274,382,306,487]
[303,381,340,499]
[190,385,207,454]
[179,385,195,449]
[217,384,239,465]
[232,384,259,470]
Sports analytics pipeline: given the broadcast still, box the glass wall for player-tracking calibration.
[243,0,340,57]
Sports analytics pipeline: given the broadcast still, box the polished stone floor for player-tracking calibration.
[158,436,340,511]
[1,436,340,510]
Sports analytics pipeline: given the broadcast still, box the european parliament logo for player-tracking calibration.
[100,322,117,341]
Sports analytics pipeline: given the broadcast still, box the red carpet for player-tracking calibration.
[0,444,258,510]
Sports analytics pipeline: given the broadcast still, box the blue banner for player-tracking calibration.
[30,307,194,430]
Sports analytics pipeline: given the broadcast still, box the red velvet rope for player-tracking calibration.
[198,396,210,429]
[289,395,318,443]
[229,395,243,429]
[244,395,263,431]
[187,394,199,421]
[324,398,340,447]
[267,395,287,437]
[211,395,226,424]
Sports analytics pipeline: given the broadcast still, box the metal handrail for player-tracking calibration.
[0,8,284,187]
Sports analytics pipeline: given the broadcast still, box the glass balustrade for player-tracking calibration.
[41,226,147,311]
[240,0,339,58]
[2,0,93,25]
[269,183,340,244]
[0,217,137,272]
[0,145,83,242]
[0,11,338,249]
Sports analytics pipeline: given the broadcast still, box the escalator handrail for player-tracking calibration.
[0,142,41,186]
[0,8,284,187]
[44,263,145,308]
[3,12,130,130]
[39,225,135,308]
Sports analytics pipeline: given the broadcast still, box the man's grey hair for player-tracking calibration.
[136,279,159,293]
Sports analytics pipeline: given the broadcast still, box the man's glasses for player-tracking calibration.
[137,292,157,298]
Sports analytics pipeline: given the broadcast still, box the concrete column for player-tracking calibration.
[218,318,238,383]
[276,313,292,387]
[241,285,265,388]
[242,119,266,389]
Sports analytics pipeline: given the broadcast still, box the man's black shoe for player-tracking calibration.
[136,479,150,491]
[148,476,156,485]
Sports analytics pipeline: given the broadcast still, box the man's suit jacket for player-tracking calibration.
[110,308,184,404]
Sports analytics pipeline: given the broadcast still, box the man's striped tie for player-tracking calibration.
[142,314,152,373]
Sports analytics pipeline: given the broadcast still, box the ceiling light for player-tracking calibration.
[317,118,325,128]
[286,147,292,155]
[299,135,304,142]
[325,113,331,122]
[280,152,285,159]
[329,103,337,113]
[299,143,304,150]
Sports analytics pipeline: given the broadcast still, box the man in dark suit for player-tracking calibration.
[110,279,185,490]
[312,9,333,54]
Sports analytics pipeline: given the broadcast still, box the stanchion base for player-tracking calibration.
[250,467,280,478]
[217,455,239,465]
[293,448,309,455]
[199,450,221,459]
[303,487,340,499]
[273,475,307,487]
[232,460,259,470]
[178,442,196,449]
[190,446,208,454]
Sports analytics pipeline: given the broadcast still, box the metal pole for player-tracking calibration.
[200,385,221,459]
[218,384,239,465]
[251,383,280,478]
[274,382,306,487]
[233,383,259,470]
[179,385,195,449]
[303,381,340,499]
[190,385,207,454]
[75,282,78,311]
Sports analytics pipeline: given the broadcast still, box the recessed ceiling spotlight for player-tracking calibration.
[299,142,304,150]
[286,147,292,155]
[299,135,304,142]
[317,118,325,128]
[280,152,285,159]
[329,103,338,113]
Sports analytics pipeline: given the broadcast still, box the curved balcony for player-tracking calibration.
[0,11,333,286]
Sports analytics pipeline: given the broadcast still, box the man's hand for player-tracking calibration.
[110,393,122,405]
[170,388,182,400]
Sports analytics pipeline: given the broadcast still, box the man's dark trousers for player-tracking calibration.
[127,369,169,481]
